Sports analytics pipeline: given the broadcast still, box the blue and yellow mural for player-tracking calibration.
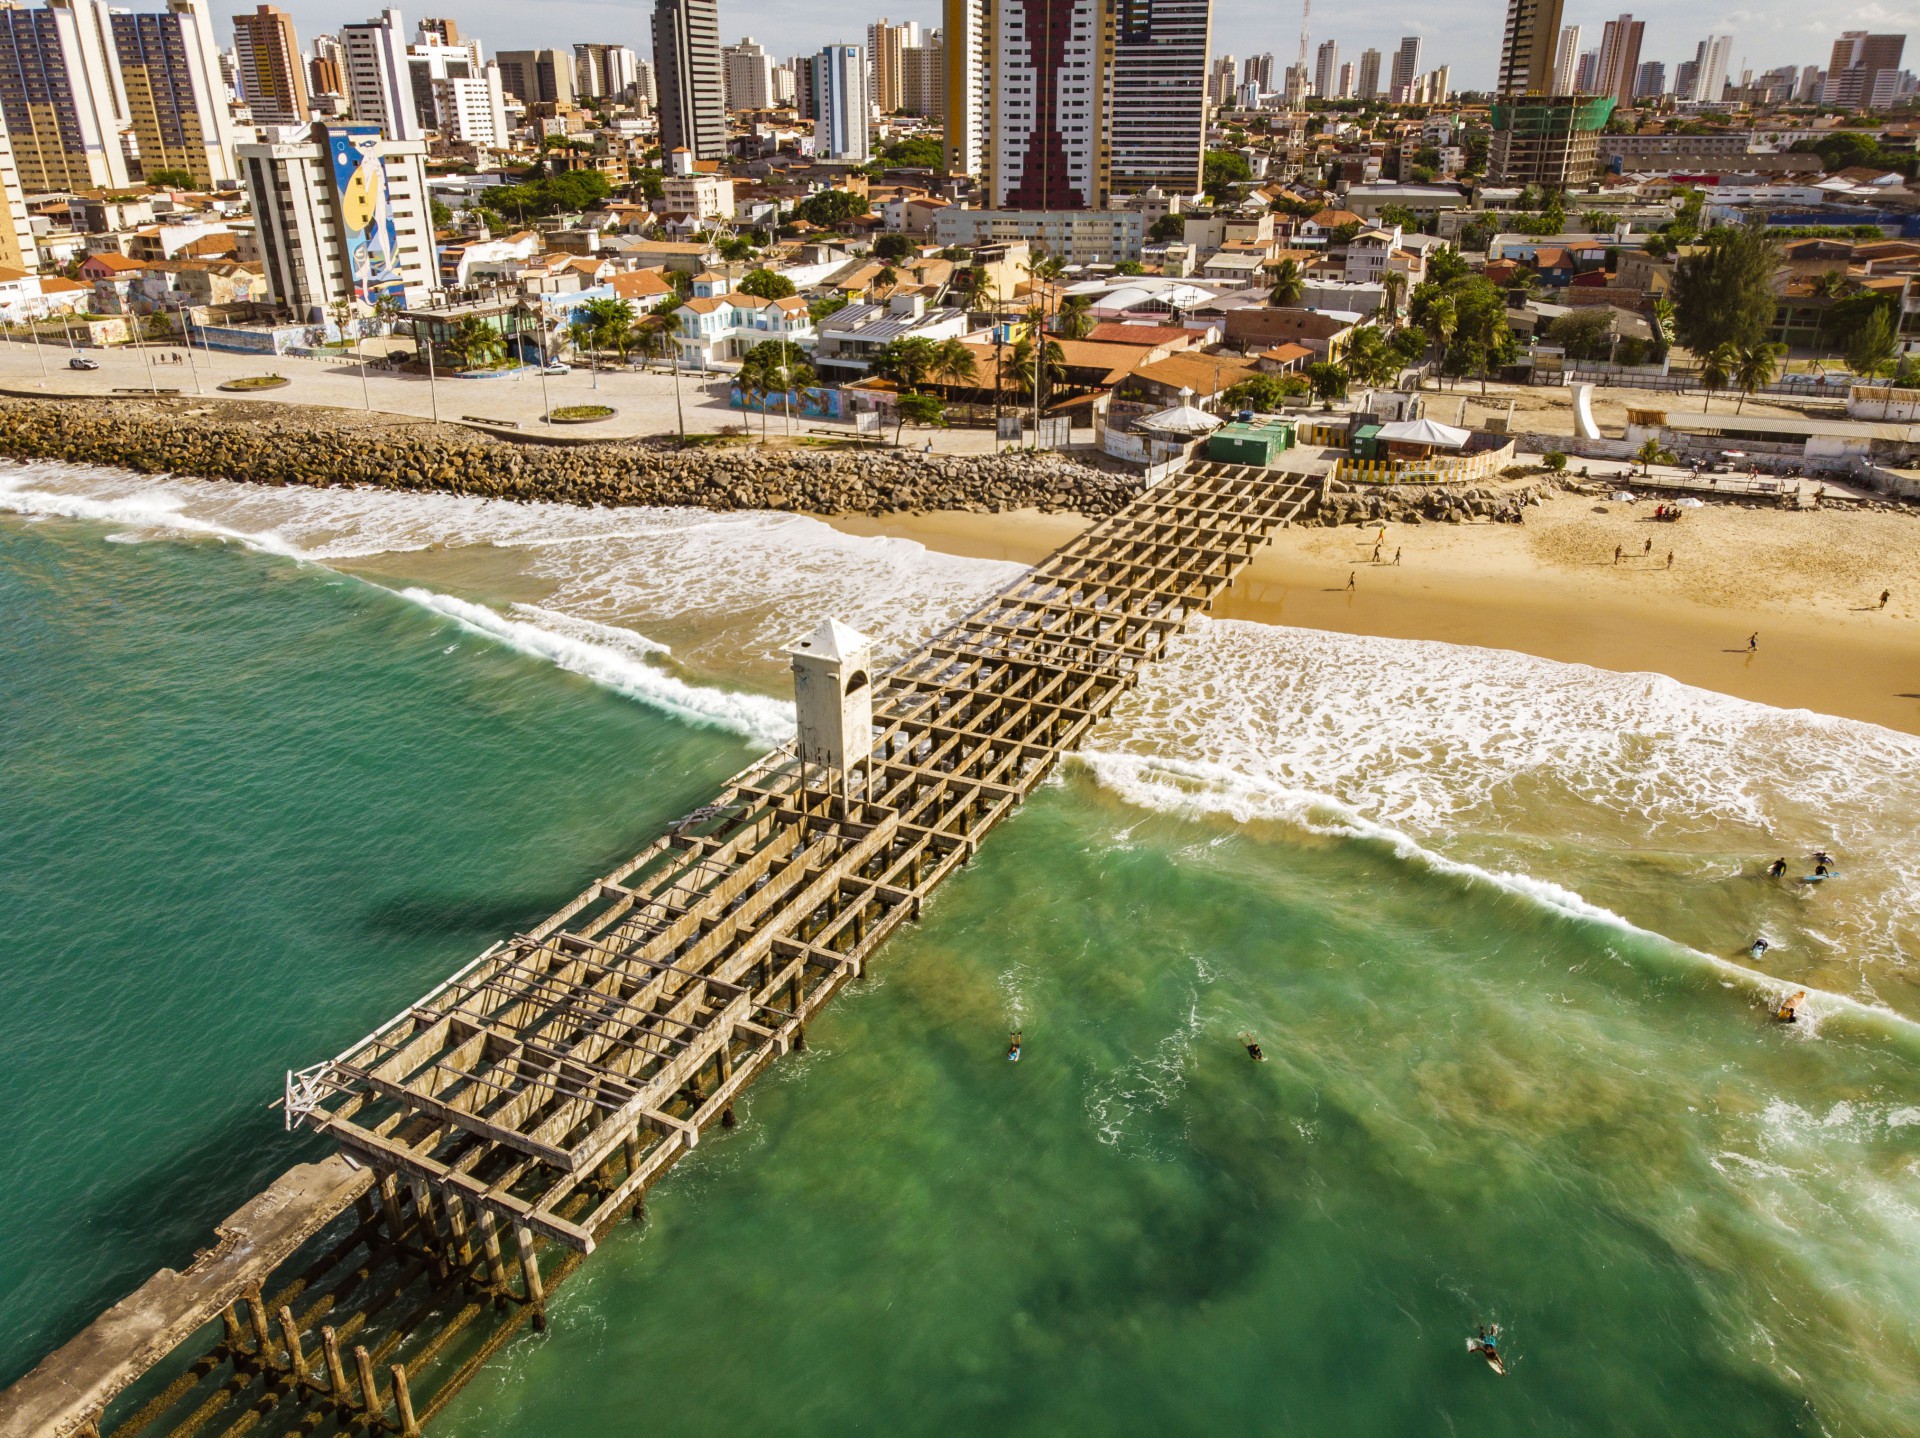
[327,126,405,304]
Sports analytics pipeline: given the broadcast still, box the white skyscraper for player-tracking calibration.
[815,42,868,161]
[1314,39,1338,98]
[722,36,775,111]
[0,0,132,193]
[1552,24,1580,93]
[343,8,419,140]
[1691,35,1731,103]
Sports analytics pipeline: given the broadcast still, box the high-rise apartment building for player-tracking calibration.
[232,4,307,124]
[342,8,418,141]
[986,0,1108,208]
[1632,59,1663,98]
[814,42,868,161]
[1243,52,1274,90]
[1314,39,1338,98]
[1109,0,1210,195]
[1389,37,1421,99]
[943,0,987,175]
[0,127,39,270]
[901,31,944,121]
[653,0,725,160]
[1207,54,1236,106]
[1550,24,1579,93]
[1495,0,1564,98]
[0,0,132,193]
[239,123,435,312]
[867,18,919,114]
[1823,32,1904,111]
[574,44,639,102]
[1593,14,1643,106]
[495,49,572,105]
[722,35,773,110]
[1356,47,1381,99]
[310,54,344,97]
[111,0,239,187]
[1572,47,1597,92]
[1687,35,1729,103]
[1336,60,1353,99]
[1488,93,1612,185]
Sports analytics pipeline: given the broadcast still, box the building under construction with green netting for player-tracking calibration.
[1488,95,1616,188]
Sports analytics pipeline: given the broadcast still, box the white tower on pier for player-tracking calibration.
[790,619,874,799]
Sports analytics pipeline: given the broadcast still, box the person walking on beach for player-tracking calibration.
[1644,537,1653,556]
[1614,544,1622,565]
[1880,589,1891,609]
[1393,546,1402,566]
[1666,551,1673,569]
[1346,571,1357,592]
[1372,539,1383,563]
[1748,632,1759,653]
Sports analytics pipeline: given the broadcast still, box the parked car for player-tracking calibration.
[541,361,570,375]
[67,355,99,370]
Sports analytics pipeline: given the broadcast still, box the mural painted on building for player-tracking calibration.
[327,126,405,303]
[729,384,844,419]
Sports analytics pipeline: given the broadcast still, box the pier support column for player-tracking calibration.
[391,1364,421,1437]
[353,1345,383,1422]
[320,1325,351,1409]
[410,1178,450,1279]
[476,1208,511,1301]
[245,1285,276,1366]
[278,1305,310,1385]
[445,1192,475,1272]
[377,1172,408,1247]
[514,1223,548,1332]
[718,1044,737,1128]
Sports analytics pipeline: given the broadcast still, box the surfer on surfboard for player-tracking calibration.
[1468,1325,1506,1376]
[1007,1031,1022,1062]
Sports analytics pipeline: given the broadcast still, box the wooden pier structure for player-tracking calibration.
[3,463,1317,1438]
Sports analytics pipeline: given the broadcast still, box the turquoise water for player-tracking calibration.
[2,467,1917,1435]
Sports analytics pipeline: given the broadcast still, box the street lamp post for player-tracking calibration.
[424,336,440,424]
[181,308,203,395]
[28,313,46,381]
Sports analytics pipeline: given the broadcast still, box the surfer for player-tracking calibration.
[1813,859,1833,879]
[1469,1325,1506,1375]
[1749,937,1769,959]
[1007,1030,1022,1062]
[1767,858,1788,878]
[1776,991,1806,1024]
[1238,1032,1265,1062]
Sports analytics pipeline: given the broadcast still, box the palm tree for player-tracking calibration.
[443,315,506,371]
[930,337,977,403]
[1380,270,1406,324]
[1634,436,1673,475]
[951,267,989,314]
[1422,295,1457,388]
[1808,269,1850,355]
[1732,341,1783,413]
[872,266,899,298]
[633,312,672,371]
[1056,294,1094,339]
[1007,333,1065,406]
[1268,258,1305,306]
[1699,341,1738,411]
[873,335,939,392]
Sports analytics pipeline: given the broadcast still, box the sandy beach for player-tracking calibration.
[831,495,1920,736]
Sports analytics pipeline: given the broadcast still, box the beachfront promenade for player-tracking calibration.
[2,462,1319,1438]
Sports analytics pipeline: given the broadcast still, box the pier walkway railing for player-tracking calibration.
[3,462,1317,1438]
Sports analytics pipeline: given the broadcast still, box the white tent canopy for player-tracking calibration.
[1375,417,1470,449]
[1137,403,1222,437]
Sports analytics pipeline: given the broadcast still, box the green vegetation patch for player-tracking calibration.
[217,375,289,391]
[547,404,615,423]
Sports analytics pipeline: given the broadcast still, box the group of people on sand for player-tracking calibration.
[1749,850,1837,1023]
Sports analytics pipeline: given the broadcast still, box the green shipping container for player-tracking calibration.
[1351,423,1382,461]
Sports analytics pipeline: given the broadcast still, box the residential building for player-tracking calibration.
[1488,93,1613,185]
[232,4,307,124]
[1314,40,1338,99]
[1593,14,1643,107]
[812,293,968,380]
[673,270,812,367]
[1389,37,1421,99]
[1357,48,1382,100]
[1207,54,1235,107]
[342,8,418,141]
[791,51,818,120]
[0,0,132,193]
[815,42,869,163]
[1496,0,1565,98]
[432,62,508,145]
[111,1,241,188]
[932,207,1144,264]
[0,127,38,270]
[988,0,1110,208]
[1110,0,1211,195]
[944,0,988,176]
[654,0,725,161]
[1550,24,1579,93]
[721,35,773,110]
[660,169,733,218]
[310,54,344,98]
[1336,61,1353,99]
[495,48,573,105]
[1573,48,1597,92]
[866,18,918,113]
[238,123,436,314]
[1685,35,1730,103]
[573,43,639,101]
[901,31,944,120]
[1824,32,1904,111]
[1632,60,1664,99]
[1243,53,1274,89]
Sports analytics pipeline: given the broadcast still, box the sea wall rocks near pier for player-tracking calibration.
[1313,479,1557,528]
[0,397,1140,517]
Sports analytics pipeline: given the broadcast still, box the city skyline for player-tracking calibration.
[208,0,1916,91]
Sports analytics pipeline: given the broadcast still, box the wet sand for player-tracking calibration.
[830,499,1920,736]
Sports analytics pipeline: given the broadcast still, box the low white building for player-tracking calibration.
[932,208,1144,265]
[662,172,736,221]
[238,124,437,315]
[812,294,974,380]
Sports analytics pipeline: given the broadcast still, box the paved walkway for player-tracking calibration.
[0,338,1007,453]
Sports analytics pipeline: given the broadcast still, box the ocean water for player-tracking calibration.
[2,463,1917,1436]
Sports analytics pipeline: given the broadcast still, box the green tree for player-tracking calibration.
[1008,333,1066,405]
[873,231,915,262]
[1649,296,1675,362]
[1380,269,1407,323]
[429,198,454,229]
[894,390,946,444]
[144,167,195,188]
[1203,148,1253,199]
[737,339,816,439]
[808,293,849,324]
[794,189,870,228]
[1378,203,1419,232]
[1698,341,1738,410]
[1055,294,1095,339]
[878,136,944,168]
[716,235,757,263]
[1825,291,1897,354]
[1222,373,1309,411]
[1669,220,1779,355]
[1268,258,1305,306]
[1634,436,1674,474]
[930,337,978,400]
[1113,260,1145,275]
[870,336,940,390]
[1846,306,1897,380]
[1426,246,1471,285]
[1545,309,1614,361]
[736,268,797,299]
[1148,213,1186,243]
[1342,325,1399,387]
[442,315,506,370]
[1732,341,1784,412]
[1306,361,1349,403]
[1420,293,1457,384]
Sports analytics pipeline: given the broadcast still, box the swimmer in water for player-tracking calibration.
[1776,991,1807,1023]
[1007,1030,1022,1061]
[1767,858,1788,878]
[1750,937,1770,958]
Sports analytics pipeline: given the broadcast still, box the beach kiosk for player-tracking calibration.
[1374,417,1471,461]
